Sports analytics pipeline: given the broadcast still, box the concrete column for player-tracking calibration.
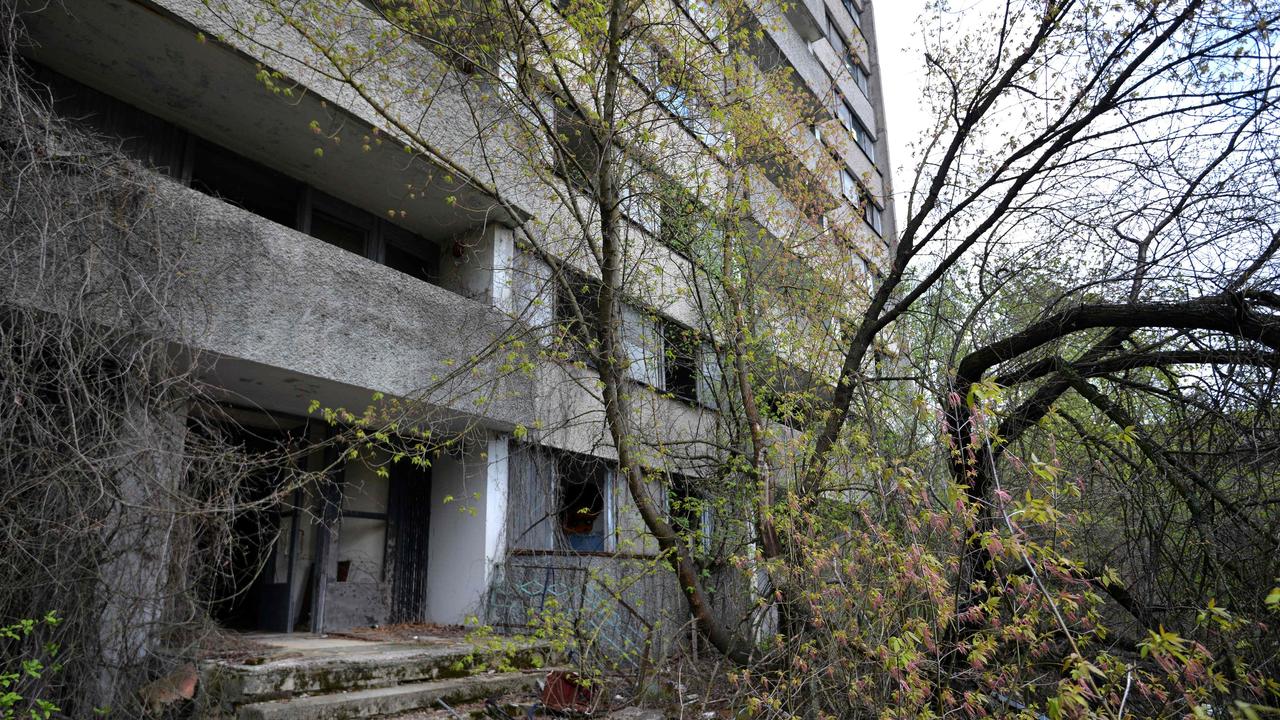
[483,433,509,590]
[97,401,187,707]
[440,224,515,313]
[425,432,510,625]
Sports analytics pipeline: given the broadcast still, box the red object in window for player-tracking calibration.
[541,670,595,713]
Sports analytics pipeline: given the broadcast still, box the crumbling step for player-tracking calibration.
[235,671,544,720]
[204,641,552,704]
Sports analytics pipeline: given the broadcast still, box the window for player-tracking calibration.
[859,186,883,235]
[621,305,664,387]
[669,478,711,553]
[841,168,857,200]
[825,12,848,62]
[852,115,876,163]
[554,106,599,191]
[853,62,871,98]
[664,324,699,402]
[656,83,688,119]
[656,83,725,148]
[866,202,883,235]
[554,272,600,353]
[557,454,612,552]
[622,172,661,235]
[37,65,189,179]
[189,139,302,229]
[383,225,440,284]
[309,210,370,256]
[836,100,854,132]
[823,11,862,81]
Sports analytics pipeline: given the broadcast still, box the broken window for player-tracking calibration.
[557,454,612,552]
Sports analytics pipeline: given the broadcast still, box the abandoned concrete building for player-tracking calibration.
[14,0,894,656]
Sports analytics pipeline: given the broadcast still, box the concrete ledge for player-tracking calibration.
[236,671,545,720]
[155,180,534,427]
[202,640,553,704]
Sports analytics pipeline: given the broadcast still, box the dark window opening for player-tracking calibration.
[554,107,600,192]
[664,323,698,402]
[309,210,369,256]
[557,454,609,552]
[554,272,600,354]
[31,65,190,179]
[383,226,440,284]
[189,140,301,229]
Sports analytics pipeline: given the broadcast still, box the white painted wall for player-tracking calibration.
[426,433,510,625]
[337,458,390,583]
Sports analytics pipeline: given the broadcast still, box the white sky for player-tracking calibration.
[874,0,930,209]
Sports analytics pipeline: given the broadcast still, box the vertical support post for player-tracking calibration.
[283,487,302,633]
[483,433,510,593]
[310,439,343,635]
[439,224,515,310]
[489,226,515,314]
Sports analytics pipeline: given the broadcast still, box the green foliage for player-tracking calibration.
[0,613,63,720]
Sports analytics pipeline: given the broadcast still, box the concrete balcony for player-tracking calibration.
[159,180,534,428]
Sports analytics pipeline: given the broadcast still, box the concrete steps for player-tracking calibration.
[198,635,556,719]
[236,671,543,720]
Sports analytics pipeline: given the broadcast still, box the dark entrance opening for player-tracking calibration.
[205,421,307,633]
[388,462,432,623]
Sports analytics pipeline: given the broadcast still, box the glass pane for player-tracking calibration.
[385,240,438,283]
[310,211,367,256]
[621,305,663,387]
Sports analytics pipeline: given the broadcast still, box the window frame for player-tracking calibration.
[555,452,615,553]
[852,114,876,164]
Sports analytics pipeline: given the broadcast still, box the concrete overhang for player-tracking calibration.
[19,0,517,244]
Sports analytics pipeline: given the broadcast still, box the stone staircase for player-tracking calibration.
[198,634,556,719]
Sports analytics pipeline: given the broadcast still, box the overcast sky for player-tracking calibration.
[874,0,929,205]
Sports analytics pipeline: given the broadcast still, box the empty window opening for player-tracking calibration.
[189,139,301,228]
[309,210,369,256]
[383,225,440,284]
[557,454,611,552]
[664,323,699,401]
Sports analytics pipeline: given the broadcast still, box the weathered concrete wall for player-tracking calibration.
[154,179,534,427]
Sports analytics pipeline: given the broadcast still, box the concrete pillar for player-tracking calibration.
[440,224,515,313]
[425,432,510,625]
[97,401,187,707]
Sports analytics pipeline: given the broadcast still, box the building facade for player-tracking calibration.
[15,0,894,651]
